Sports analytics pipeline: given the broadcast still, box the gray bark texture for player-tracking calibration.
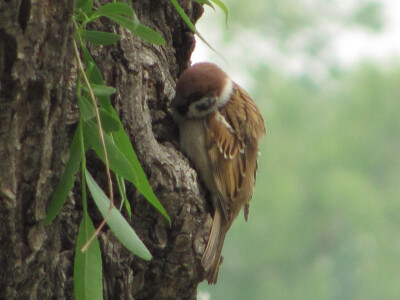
[0,0,210,299]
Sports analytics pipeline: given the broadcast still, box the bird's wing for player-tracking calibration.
[205,110,246,222]
[205,83,265,222]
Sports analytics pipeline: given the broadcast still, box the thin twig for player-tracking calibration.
[82,213,110,252]
[72,38,115,252]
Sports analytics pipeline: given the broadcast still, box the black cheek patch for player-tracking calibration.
[195,98,216,112]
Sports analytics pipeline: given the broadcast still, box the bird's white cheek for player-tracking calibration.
[219,78,233,106]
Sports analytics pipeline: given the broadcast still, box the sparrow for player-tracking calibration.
[171,62,266,284]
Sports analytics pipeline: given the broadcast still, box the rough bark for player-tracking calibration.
[0,0,209,299]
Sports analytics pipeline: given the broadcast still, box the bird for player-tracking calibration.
[171,62,266,284]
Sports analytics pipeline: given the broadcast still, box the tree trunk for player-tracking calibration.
[0,1,209,299]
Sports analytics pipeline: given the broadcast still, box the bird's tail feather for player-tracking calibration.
[201,210,227,284]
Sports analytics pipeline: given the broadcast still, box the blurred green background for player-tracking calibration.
[193,1,400,299]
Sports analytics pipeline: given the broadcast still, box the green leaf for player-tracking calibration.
[109,110,171,224]
[85,118,170,223]
[78,95,96,121]
[74,215,103,300]
[80,45,113,111]
[81,44,96,70]
[81,47,105,86]
[78,96,119,132]
[84,120,139,185]
[134,25,165,45]
[81,30,120,46]
[193,0,215,9]
[170,0,196,31]
[82,84,116,96]
[75,0,93,12]
[170,0,226,62]
[85,171,152,260]
[116,175,131,218]
[44,130,82,225]
[93,2,134,17]
[105,13,139,32]
[78,41,169,224]
[210,0,229,26]
[100,109,120,132]
[75,10,92,23]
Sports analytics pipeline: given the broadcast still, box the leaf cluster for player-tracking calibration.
[43,1,229,298]
[44,1,169,299]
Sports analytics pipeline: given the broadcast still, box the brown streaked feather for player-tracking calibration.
[244,203,249,222]
[228,83,266,141]
[203,81,265,284]
[202,209,222,271]
[205,83,265,224]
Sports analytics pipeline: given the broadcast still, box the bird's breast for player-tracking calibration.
[179,119,215,194]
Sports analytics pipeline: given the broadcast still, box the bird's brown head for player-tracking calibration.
[172,62,233,119]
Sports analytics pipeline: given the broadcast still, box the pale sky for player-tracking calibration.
[192,1,400,71]
[195,3,399,300]
[333,0,400,64]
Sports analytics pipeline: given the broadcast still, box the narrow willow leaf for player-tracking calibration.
[84,120,139,185]
[80,50,106,95]
[80,45,113,112]
[105,13,139,32]
[116,175,131,218]
[74,215,103,300]
[81,46,105,87]
[85,118,170,223]
[99,109,120,132]
[134,25,165,45]
[109,110,170,223]
[193,0,215,9]
[170,0,196,31]
[86,171,152,260]
[170,0,224,61]
[44,130,82,225]
[77,43,169,223]
[78,95,96,121]
[81,44,96,70]
[75,11,90,23]
[93,2,134,17]
[78,98,119,132]
[82,84,116,96]
[75,0,93,12]
[81,30,120,46]
[210,0,229,26]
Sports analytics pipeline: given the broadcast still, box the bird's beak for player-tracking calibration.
[171,93,187,116]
